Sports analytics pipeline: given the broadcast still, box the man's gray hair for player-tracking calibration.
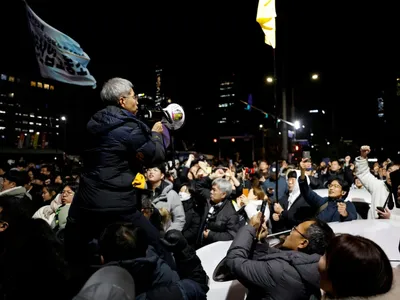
[100,77,133,106]
[212,178,232,199]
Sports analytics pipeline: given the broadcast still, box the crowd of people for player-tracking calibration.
[0,77,399,300]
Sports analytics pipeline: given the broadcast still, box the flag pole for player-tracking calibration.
[256,0,281,203]
[273,49,279,205]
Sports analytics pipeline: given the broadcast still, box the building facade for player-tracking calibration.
[0,72,66,151]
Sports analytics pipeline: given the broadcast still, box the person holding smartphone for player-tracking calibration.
[355,145,400,219]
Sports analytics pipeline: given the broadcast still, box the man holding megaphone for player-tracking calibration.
[65,77,167,266]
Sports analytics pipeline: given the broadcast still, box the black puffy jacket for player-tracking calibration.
[70,106,165,215]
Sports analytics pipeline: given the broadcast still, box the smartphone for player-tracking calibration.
[259,199,268,216]
[229,159,233,166]
[302,151,311,159]
[255,200,268,238]
[377,206,385,212]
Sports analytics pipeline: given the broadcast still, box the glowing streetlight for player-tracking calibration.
[266,77,274,83]
[311,74,319,80]
[231,138,235,142]
[213,138,217,143]
[310,133,314,136]
[294,120,301,130]
[61,116,67,121]
[259,124,263,129]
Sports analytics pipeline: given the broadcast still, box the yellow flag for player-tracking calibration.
[256,0,276,48]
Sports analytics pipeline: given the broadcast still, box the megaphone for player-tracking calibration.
[161,103,185,130]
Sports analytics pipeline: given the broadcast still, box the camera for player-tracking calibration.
[137,95,167,122]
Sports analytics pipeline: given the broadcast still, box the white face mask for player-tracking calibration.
[179,191,191,201]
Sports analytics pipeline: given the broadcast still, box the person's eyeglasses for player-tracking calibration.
[292,226,308,240]
[122,94,138,101]
[328,183,341,189]
[61,190,74,196]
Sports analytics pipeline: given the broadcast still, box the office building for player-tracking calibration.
[0,72,66,151]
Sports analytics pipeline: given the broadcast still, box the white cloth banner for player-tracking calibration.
[25,3,96,88]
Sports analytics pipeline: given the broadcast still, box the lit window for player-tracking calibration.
[30,81,37,87]
[44,84,50,89]
[8,76,14,82]
[0,127,5,130]
[0,110,5,114]
[30,114,35,118]
[37,82,43,88]
[49,85,54,90]
[0,74,7,80]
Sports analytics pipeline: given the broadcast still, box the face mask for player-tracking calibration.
[179,191,191,201]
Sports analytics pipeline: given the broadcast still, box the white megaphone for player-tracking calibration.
[161,103,185,130]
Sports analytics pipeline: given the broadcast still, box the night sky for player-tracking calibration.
[1,0,399,155]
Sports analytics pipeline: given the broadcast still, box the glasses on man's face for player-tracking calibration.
[123,94,138,101]
[61,190,74,196]
[328,183,341,189]
[292,226,308,240]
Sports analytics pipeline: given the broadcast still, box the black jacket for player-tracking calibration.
[181,198,201,246]
[272,193,315,232]
[226,225,321,300]
[70,106,165,216]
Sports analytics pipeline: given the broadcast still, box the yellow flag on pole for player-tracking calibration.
[256,0,276,48]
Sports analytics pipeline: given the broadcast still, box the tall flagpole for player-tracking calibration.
[257,0,280,203]
[272,48,279,204]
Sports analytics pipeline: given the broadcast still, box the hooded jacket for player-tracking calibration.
[70,106,165,217]
[226,225,321,300]
[142,180,185,231]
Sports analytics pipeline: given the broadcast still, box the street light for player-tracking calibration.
[231,138,235,142]
[294,120,301,130]
[259,124,263,129]
[60,115,67,151]
[213,138,217,143]
[266,77,274,83]
[311,74,319,80]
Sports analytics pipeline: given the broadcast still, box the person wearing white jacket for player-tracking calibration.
[355,145,400,220]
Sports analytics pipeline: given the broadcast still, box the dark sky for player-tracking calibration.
[1,0,399,149]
